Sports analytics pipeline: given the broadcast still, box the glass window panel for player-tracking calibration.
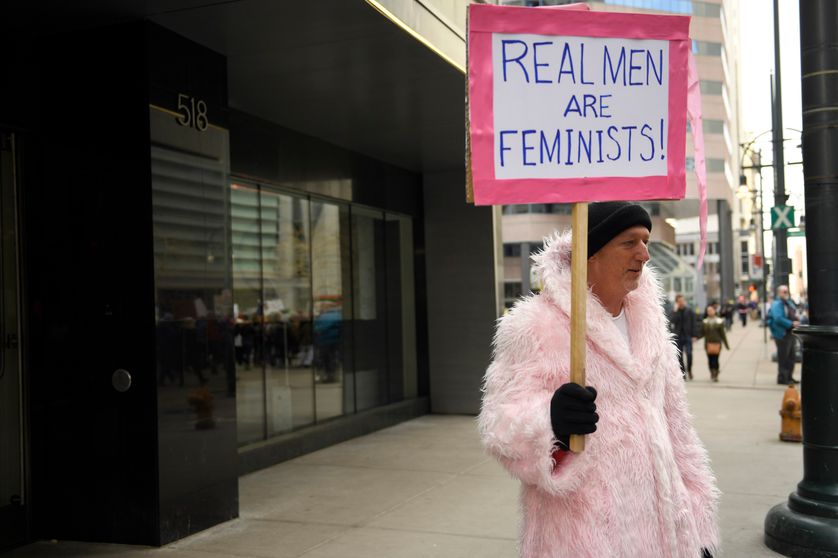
[260,190,315,434]
[695,2,721,17]
[351,207,388,411]
[503,243,522,257]
[693,40,722,56]
[385,213,417,402]
[704,119,725,134]
[505,282,523,299]
[230,184,265,445]
[311,200,353,422]
[602,0,696,14]
[700,80,724,96]
[707,158,726,173]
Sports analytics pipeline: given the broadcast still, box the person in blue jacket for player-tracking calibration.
[313,303,342,383]
[768,285,800,385]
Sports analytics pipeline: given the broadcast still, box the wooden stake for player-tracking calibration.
[569,202,588,453]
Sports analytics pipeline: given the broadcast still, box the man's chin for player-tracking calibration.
[624,276,642,292]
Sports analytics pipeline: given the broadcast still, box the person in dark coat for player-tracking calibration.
[669,294,697,380]
[720,299,735,331]
[736,295,749,327]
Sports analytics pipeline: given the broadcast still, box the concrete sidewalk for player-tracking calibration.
[8,319,802,558]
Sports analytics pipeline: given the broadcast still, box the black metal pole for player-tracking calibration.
[756,149,767,345]
[764,1,838,556]
[770,72,789,292]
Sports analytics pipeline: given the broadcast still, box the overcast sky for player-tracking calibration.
[738,0,803,211]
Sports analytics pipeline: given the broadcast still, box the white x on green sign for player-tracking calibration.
[771,205,795,230]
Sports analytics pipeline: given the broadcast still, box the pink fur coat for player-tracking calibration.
[479,232,720,557]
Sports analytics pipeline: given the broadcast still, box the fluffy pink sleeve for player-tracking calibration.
[478,299,593,495]
[662,351,721,553]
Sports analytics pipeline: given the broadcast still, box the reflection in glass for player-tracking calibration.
[311,200,353,422]
[151,138,235,418]
[231,184,265,444]
[229,179,420,442]
[352,208,388,411]
[261,191,314,434]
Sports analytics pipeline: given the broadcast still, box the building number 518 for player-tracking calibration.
[176,93,208,131]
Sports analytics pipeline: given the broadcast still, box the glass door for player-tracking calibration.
[0,131,24,549]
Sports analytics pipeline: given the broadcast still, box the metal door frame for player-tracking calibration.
[0,130,27,550]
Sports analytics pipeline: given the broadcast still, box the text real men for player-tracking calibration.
[495,38,667,170]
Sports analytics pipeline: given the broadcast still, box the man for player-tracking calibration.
[736,295,749,327]
[479,202,719,558]
[669,293,698,379]
[769,285,800,385]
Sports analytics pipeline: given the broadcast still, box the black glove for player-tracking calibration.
[550,383,599,449]
[701,549,713,558]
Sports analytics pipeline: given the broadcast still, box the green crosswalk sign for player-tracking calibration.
[771,205,795,230]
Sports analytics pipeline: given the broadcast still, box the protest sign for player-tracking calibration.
[467,5,701,453]
[467,5,690,206]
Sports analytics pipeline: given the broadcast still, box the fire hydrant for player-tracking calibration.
[779,383,802,443]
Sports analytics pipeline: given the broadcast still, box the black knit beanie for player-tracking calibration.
[587,202,652,258]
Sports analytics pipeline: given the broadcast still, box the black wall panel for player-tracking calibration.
[24,21,238,546]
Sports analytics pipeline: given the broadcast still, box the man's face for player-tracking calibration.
[588,226,651,298]
[778,286,790,300]
[676,296,685,310]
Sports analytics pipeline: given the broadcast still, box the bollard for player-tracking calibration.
[779,383,802,443]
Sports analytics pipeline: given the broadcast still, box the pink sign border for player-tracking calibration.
[468,4,691,206]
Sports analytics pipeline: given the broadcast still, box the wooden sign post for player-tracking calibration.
[569,202,588,453]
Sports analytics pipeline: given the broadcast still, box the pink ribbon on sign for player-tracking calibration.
[687,52,708,270]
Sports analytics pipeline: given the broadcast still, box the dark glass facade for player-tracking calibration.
[230,181,418,446]
[0,0,479,549]
[0,18,428,549]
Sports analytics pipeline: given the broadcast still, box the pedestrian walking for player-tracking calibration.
[699,305,729,382]
[721,299,734,331]
[736,295,749,327]
[768,285,800,385]
[669,293,698,379]
[479,202,719,558]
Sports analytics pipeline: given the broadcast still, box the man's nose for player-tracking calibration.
[637,242,650,263]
